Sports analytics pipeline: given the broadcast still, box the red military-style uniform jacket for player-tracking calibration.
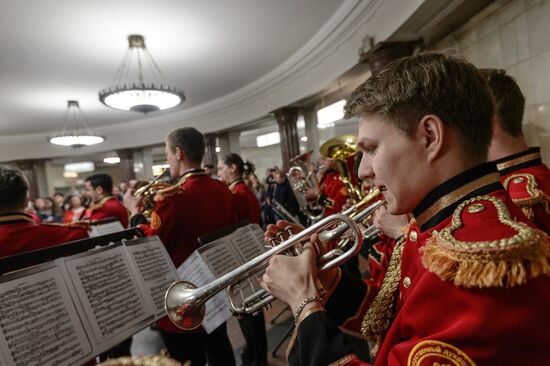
[229,179,261,225]
[318,171,349,216]
[0,212,88,258]
[288,163,550,365]
[493,147,550,233]
[88,196,129,228]
[138,169,235,333]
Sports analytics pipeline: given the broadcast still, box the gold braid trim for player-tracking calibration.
[503,173,550,220]
[361,236,406,343]
[421,195,550,288]
[328,354,359,366]
[154,185,183,202]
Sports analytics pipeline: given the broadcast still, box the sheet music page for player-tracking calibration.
[125,236,178,319]
[198,235,244,277]
[0,264,92,366]
[223,225,268,309]
[88,220,125,237]
[230,224,268,263]
[177,251,232,334]
[59,244,153,346]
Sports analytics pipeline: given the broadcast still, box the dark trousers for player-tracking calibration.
[238,313,268,366]
[160,323,235,366]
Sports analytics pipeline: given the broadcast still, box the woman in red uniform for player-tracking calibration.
[218,154,267,366]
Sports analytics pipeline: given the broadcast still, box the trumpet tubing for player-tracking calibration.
[134,169,171,217]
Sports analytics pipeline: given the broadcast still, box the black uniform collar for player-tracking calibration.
[0,212,35,225]
[177,168,207,185]
[228,178,244,190]
[413,163,503,231]
[491,147,542,175]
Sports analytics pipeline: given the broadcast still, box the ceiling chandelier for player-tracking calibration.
[99,34,185,114]
[49,100,104,147]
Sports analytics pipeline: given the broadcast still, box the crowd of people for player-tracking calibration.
[1,52,550,366]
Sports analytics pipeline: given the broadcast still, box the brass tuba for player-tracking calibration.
[287,151,324,222]
[134,169,172,217]
[320,134,364,203]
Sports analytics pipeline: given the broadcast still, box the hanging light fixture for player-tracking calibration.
[49,100,104,147]
[99,34,185,114]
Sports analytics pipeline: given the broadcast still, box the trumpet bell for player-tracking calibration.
[164,281,205,331]
[320,134,357,160]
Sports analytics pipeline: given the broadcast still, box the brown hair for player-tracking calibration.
[344,52,494,163]
[166,127,205,164]
[482,69,525,137]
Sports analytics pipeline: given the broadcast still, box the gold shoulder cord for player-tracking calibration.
[361,236,406,344]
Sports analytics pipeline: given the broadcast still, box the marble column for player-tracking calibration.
[302,106,321,161]
[14,160,40,199]
[273,107,300,172]
[217,131,241,157]
[134,147,154,180]
[203,133,218,168]
[116,148,136,183]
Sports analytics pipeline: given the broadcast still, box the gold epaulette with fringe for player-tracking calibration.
[421,195,550,289]
[503,173,550,220]
[154,184,183,202]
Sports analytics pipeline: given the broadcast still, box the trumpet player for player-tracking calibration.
[84,173,129,228]
[304,157,349,217]
[126,127,236,366]
[261,53,550,365]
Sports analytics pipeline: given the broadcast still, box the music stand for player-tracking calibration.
[0,227,142,275]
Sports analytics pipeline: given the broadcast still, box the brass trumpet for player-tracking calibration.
[134,169,171,217]
[287,151,324,222]
[164,188,383,330]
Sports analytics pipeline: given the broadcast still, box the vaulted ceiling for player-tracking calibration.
[0,0,457,161]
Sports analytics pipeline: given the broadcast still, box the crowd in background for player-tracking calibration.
[25,165,304,229]
[26,181,128,224]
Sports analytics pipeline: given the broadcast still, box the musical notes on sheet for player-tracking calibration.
[63,245,150,343]
[126,237,178,317]
[0,267,91,366]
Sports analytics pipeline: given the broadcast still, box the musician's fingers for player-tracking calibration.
[275,220,304,233]
[265,224,280,236]
[309,233,328,255]
[302,242,318,262]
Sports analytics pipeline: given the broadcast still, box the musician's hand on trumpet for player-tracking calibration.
[264,220,304,246]
[262,220,340,310]
[261,242,321,314]
[303,187,319,201]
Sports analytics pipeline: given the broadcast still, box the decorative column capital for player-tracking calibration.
[273,107,299,127]
[359,40,422,75]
